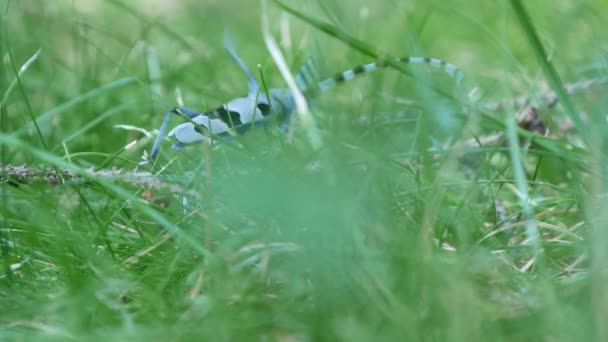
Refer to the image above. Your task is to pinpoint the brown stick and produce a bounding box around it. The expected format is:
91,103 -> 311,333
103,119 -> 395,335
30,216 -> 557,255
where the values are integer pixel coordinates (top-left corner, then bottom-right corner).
0,164 -> 197,198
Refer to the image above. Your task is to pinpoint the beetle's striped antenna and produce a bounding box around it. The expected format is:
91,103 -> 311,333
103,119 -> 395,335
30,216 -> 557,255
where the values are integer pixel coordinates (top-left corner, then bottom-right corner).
312,56 -> 464,95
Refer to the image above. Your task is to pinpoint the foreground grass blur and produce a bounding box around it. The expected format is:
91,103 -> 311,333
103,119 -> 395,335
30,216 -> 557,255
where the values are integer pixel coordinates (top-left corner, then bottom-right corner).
1,0 -> 607,340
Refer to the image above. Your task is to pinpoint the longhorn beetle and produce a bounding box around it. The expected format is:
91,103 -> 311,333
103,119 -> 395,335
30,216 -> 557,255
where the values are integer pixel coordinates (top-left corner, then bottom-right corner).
143,38 -> 463,164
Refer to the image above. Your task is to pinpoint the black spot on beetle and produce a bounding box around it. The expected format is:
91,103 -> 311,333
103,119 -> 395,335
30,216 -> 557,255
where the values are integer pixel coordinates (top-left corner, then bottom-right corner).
353,65 -> 366,75
257,103 -> 272,117
217,106 -> 243,126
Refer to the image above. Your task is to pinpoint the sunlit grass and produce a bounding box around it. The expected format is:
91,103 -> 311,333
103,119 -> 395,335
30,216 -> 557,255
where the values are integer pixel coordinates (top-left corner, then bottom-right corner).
1,0 -> 606,340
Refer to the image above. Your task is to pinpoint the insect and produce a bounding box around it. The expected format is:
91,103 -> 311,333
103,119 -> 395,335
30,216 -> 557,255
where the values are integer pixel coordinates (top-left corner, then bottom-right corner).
144,40 -> 463,163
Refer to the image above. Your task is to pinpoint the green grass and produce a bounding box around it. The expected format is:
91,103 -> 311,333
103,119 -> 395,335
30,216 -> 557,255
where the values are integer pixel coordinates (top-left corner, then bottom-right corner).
1,0 -> 607,340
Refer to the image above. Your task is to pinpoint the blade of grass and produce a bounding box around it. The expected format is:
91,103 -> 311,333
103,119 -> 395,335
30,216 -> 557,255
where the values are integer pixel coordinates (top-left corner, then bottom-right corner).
0,0 -> 8,279
510,0 -> 587,141
0,48 -> 41,110
4,0 -> 47,151
274,0 -> 377,57
273,0 -> 406,76
11,76 -> 136,138
58,100 -> 136,150
73,28 -> 148,88
106,0 -> 205,60
0,132 -> 211,259
261,0 -> 322,149
3,1 -> 68,186
505,111 -> 544,265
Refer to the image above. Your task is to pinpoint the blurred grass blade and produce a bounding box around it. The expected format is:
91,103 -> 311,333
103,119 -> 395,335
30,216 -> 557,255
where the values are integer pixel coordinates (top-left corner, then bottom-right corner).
262,0 -> 322,149
0,131 -> 210,258
107,0 -> 201,58
505,111 -> 543,265
145,43 -> 162,99
11,76 -> 135,138
273,0 -> 377,57
272,0 -> 414,78
5,0 -> 47,151
0,48 -> 41,109
59,100 -> 136,149
510,0 -> 587,141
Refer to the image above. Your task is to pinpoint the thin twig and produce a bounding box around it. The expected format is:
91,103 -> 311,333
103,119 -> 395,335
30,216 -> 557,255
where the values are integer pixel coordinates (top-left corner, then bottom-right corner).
483,76 -> 608,112
0,164 -> 198,198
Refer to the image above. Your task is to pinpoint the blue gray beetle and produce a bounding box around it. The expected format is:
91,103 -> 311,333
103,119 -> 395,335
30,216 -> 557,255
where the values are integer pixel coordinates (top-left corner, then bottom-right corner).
144,39 -> 463,163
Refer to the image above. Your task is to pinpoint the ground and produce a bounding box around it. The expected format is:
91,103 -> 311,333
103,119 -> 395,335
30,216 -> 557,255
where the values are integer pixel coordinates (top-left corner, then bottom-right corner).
1,0 -> 607,340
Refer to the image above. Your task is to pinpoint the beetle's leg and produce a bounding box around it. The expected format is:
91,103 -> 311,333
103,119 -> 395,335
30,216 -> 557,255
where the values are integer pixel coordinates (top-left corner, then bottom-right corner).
144,107 -> 206,163
143,109 -> 173,163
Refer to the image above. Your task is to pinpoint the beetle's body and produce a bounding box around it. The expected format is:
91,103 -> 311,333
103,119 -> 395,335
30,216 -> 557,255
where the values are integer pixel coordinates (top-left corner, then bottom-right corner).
145,41 -> 463,162
167,88 -> 295,150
